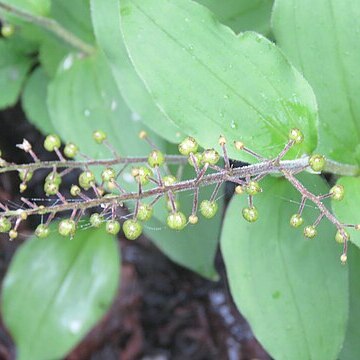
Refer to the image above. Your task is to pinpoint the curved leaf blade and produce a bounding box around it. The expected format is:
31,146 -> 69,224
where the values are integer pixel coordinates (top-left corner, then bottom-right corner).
221,175 -> 348,360
119,0 -> 318,162
1,224 -> 120,360
272,0 -> 360,165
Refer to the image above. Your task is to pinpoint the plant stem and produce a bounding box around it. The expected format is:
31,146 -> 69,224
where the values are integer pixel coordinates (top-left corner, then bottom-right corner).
0,1 -> 95,55
324,159 -> 359,177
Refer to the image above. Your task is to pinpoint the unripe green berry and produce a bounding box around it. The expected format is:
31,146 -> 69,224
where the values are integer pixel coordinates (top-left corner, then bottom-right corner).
58,219 -> 76,237
355,224 -> 360,231
90,213 -> 103,228
19,183 -> 27,193
290,214 -> 304,228
35,224 -> 50,238
123,219 -> 142,240
200,200 -> 218,219
9,229 -> 18,239
245,181 -> 262,196
188,153 -> 202,167
0,217 -> 11,233
79,170 -> 95,190
330,184 -> 345,201
1,24 -> 15,37
101,168 -> 116,182
64,143 -> 78,158
44,134 -> 61,152
132,166 -> 152,185
93,130 -> 107,144
309,154 -> 326,172
288,128 -> 304,144
335,229 -> 350,244
188,214 -> 198,224
44,181 -> 59,196
148,150 -> 165,168
340,254 -> 347,264
235,185 -> 244,195
178,136 -> 198,156
163,175 -> 177,187
304,225 -> 317,239
167,211 -> 187,230
202,149 -> 220,165
106,220 -> 120,235
70,185 -> 81,196
242,206 -> 259,223
137,203 -> 153,222
46,172 -> 62,186
18,170 -> 33,182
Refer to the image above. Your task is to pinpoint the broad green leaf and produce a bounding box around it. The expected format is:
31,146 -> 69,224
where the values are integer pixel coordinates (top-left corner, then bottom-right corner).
197,0 -> 274,36
119,0 -> 318,163
0,0 -> 50,16
1,223 -> 120,360
0,39 -> 33,109
90,0 -> 183,143
272,0 -> 360,165
339,244 -> 360,360
332,177 -> 360,248
221,174 -> 348,360
22,67 -> 55,134
47,53 -> 219,278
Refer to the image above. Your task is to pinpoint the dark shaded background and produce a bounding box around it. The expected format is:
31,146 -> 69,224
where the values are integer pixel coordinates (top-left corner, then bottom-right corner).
0,105 -> 270,360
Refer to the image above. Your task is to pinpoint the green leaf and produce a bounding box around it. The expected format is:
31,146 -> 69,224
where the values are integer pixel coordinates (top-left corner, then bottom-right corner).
22,67 -> 55,134
1,223 -> 120,360
0,0 -> 50,16
339,244 -> 360,360
90,0 -> 184,143
119,0 -> 318,163
47,53 -> 219,278
272,0 -> 360,165
0,39 -> 33,109
332,176 -> 360,248
197,0 -> 274,36
221,174 -> 348,360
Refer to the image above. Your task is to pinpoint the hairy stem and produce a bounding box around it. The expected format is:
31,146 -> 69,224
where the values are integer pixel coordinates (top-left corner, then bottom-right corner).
0,1 -> 95,55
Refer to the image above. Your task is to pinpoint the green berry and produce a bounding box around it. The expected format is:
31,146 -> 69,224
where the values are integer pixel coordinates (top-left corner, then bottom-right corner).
44,181 -> 59,196
132,166 -> 152,185
18,170 -> 33,182
290,214 -> 304,228
35,224 -> 50,238
200,200 -> 218,219
106,220 -> 120,235
44,134 -> 61,152
0,217 -> 11,233
309,154 -> 326,172
93,130 -> 107,144
163,175 -> 177,186
46,172 -> 62,186
70,185 -> 81,196
1,24 -> 15,37
288,128 -> 304,144
123,219 -> 142,240
64,143 -> 78,158
148,150 -> 165,168
9,229 -> 18,239
245,181 -> 261,196
330,184 -> 345,201
335,229 -> 350,244
19,183 -> 27,193
90,213 -> 103,228
189,214 -> 199,224
101,168 -> 116,182
58,219 -> 76,237
304,225 -> 317,239
202,149 -> 220,165
242,206 -> 259,222
137,203 -> 153,222
79,170 -> 95,190
188,153 -> 202,167
167,212 -> 187,230
178,136 -> 198,155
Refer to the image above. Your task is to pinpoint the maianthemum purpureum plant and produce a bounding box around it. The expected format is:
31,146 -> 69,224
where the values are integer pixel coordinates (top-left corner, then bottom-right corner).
0,0 -> 360,359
